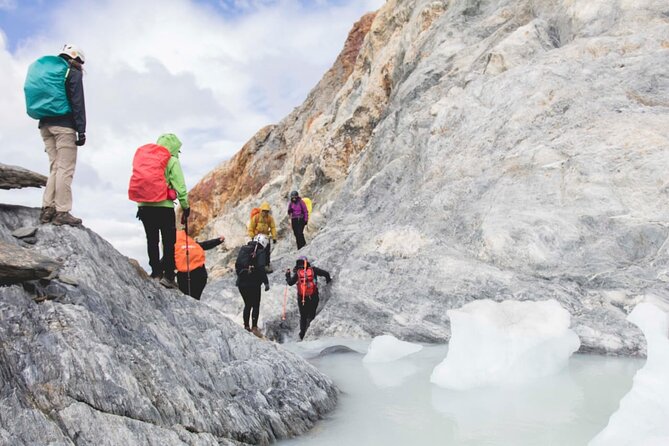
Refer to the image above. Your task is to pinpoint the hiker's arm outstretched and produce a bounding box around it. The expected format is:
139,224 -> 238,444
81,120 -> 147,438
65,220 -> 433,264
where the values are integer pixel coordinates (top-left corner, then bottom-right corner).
314,267 -> 331,283
198,237 -> 224,250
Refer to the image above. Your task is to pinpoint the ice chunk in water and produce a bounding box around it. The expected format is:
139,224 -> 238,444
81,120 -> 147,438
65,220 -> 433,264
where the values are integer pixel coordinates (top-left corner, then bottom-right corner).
431,299 -> 580,390
362,334 -> 423,363
589,302 -> 669,446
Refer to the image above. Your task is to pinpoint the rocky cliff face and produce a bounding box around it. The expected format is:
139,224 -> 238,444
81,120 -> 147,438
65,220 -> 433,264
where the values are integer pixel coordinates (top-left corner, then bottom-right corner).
0,204 -> 337,445
191,0 -> 669,355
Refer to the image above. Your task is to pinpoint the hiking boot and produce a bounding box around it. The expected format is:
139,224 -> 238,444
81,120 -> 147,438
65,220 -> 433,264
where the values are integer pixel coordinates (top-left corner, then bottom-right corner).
159,277 -> 177,289
39,207 -> 56,224
251,327 -> 263,338
150,272 -> 163,280
244,325 -> 252,332
52,212 -> 82,226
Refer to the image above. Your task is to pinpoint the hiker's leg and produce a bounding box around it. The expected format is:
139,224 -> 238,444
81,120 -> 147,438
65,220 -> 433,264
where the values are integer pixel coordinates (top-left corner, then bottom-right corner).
291,218 -> 301,248
305,294 -> 320,335
240,287 -> 252,328
265,238 -> 271,266
294,219 -> 306,249
40,127 -> 57,209
159,208 -> 177,281
139,208 -> 162,277
251,285 -> 261,328
51,126 -> 78,213
176,271 -> 189,295
298,296 -> 308,339
189,267 -> 208,300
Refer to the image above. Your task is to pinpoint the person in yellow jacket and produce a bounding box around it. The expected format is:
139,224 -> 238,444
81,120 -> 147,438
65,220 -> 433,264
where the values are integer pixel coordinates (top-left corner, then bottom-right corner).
248,202 -> 277,272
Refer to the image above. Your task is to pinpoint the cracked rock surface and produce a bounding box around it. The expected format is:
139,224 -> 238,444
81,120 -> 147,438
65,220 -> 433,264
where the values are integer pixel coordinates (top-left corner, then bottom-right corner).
0,204 -> 337,445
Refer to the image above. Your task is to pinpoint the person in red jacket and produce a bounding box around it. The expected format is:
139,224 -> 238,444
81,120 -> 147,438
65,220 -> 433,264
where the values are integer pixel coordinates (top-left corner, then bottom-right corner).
285,256 -> 331,340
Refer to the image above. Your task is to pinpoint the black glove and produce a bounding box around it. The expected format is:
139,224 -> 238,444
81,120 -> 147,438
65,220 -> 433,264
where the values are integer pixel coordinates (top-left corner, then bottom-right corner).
273,239 -> 277,243
180,207 -> 190,225
264,283 -> 270,292
75,133 -> 86,146
326,277 -> 332,284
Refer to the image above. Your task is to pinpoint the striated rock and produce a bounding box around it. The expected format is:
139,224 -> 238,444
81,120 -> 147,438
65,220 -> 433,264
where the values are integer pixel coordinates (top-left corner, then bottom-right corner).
0,240 -> 61,285
0,205 -> 337,445
0,163 -> 47,190
194,0 -> 669,356
12,226 -> 38,239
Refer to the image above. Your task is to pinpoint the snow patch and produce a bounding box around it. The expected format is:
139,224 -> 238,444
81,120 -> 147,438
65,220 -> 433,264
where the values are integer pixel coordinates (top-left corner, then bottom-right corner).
363,335 -> 423,364
589,302 -> 669,446
431,299 -> 580,390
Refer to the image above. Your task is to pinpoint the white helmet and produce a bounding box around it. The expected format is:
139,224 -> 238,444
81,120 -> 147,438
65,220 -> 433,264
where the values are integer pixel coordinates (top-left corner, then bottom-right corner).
253,234 -> 269,248
59,44 -> 85,63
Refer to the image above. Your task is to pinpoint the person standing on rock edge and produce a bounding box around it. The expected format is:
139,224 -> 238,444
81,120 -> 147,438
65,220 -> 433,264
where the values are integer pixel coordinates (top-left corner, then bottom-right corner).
285,256 -> 331,340
287,190 -> 308,249
235,234 -> 270,337
135,133 -> 190,289
174,230 -> 225,300
24,44 -> 87,226
247,202 -> 277,273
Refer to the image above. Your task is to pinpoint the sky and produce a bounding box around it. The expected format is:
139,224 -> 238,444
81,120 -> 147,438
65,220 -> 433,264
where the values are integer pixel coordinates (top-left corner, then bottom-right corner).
0,0 -> 383,264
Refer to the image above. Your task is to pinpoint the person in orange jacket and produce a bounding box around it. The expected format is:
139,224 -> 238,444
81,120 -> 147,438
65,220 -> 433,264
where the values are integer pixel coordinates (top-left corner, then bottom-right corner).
174,230 -> 225,300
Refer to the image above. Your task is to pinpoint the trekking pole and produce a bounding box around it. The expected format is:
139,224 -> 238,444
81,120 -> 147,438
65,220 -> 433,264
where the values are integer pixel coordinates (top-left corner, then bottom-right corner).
282,285 -> 288,320
184,213 -> 191,297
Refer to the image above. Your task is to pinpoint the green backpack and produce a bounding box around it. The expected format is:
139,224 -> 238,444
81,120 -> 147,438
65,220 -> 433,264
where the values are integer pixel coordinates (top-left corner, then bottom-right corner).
24,56 -> 71,120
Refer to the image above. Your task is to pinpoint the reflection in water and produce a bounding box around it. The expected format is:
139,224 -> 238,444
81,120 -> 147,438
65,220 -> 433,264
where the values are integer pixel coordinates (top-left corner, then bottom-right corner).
279,339 -> 643,446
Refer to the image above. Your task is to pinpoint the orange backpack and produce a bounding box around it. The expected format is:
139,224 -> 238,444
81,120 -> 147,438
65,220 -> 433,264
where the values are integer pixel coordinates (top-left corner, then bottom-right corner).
250,207 -> 260,221
297,267 -> 316,302
174,230 -> 206,272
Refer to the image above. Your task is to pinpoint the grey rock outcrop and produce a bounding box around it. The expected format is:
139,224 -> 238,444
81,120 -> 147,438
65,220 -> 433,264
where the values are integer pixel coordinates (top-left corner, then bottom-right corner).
194,0 -> 669,356
0,204 -> 337,445
0,163 -> 47,190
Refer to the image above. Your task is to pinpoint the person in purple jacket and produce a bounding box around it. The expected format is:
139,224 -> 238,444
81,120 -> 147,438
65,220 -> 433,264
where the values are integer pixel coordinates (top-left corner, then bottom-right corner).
287,190 -> 309,249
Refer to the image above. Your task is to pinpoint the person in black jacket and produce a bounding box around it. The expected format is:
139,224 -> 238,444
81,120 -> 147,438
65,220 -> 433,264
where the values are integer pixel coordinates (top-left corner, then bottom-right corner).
235,235 -> 270,337
285,256 -> 331,340
38,44 -> 87,226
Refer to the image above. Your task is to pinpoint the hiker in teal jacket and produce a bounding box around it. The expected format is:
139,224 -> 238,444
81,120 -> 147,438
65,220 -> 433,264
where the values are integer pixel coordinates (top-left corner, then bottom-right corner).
137,133 -> 190,289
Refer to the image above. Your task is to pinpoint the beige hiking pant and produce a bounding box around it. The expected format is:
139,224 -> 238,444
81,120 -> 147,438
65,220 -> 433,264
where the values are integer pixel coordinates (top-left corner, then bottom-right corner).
40,126 -> 78,212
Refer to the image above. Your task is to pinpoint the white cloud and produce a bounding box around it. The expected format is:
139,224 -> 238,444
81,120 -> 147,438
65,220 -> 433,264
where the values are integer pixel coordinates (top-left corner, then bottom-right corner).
0,0 -> 384,267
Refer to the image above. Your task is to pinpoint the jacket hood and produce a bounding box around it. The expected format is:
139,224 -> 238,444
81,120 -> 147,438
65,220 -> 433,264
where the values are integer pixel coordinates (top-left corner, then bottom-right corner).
157,133 -> 182,158
260,202 -> 271,211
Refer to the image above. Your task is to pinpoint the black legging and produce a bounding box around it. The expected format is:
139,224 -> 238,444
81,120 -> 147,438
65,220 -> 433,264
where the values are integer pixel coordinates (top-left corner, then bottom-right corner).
292,218 -> 306,249
239,285 -> 262,328
297,293 -> 319,340
177,266 -> 208,300
138,207 -> 176,280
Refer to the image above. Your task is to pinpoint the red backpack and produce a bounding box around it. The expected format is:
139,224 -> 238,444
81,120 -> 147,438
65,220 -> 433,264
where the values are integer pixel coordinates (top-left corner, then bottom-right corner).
297,267 -> 316,302
128,144 -> 172,202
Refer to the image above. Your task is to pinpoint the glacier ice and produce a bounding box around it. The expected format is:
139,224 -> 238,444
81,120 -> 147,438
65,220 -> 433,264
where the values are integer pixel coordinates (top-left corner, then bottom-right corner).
431,299 -> 581,390
589,302 -> 669,446
362,334 -> 423,363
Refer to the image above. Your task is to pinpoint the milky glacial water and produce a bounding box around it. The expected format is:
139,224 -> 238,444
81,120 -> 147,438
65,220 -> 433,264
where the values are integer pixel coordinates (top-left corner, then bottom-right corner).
279,339 -> 643,446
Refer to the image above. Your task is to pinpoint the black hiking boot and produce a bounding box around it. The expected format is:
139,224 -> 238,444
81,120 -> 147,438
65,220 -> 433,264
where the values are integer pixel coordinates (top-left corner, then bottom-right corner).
159,277 -> 177,289
251,327 -> 263,338
244,325 -> 252,332
52,212 -> 82,226
39,207 -> 56,224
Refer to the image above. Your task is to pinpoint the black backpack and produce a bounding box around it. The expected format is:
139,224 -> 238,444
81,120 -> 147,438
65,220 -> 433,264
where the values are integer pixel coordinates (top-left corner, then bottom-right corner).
235,243 -> 259,276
